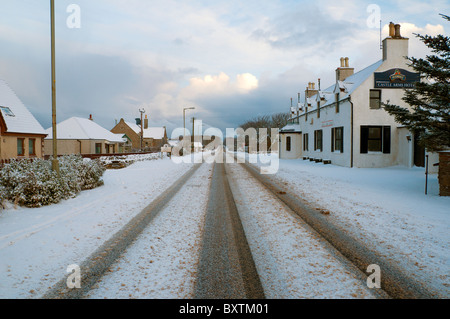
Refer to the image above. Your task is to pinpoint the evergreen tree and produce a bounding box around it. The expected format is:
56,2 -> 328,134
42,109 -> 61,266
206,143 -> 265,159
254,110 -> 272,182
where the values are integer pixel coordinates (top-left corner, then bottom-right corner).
383,14 -> 450,152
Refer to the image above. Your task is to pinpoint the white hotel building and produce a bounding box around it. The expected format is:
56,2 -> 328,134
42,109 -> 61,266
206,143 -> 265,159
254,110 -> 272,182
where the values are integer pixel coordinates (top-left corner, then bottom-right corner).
280,23 -> 436,170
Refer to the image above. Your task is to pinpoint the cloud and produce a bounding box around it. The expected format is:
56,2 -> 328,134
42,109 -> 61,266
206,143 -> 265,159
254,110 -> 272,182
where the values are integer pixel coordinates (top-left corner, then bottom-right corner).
180,72 -> 259,100
250,3 -> 358,51
1,0 -> 449,136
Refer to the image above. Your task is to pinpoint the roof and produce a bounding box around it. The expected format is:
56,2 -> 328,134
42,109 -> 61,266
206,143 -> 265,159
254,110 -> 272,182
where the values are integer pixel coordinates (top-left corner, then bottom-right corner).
280,123 -> 302,133
299,59 -> 384,113
45,117 -> 125,143
125,121 -> 166,139
0,79 -> 46,135
282,59 -> 384,131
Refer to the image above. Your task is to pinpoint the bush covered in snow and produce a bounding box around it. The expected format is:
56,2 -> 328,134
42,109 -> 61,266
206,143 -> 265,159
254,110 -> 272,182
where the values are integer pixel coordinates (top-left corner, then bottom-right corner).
0,155 -> 105,208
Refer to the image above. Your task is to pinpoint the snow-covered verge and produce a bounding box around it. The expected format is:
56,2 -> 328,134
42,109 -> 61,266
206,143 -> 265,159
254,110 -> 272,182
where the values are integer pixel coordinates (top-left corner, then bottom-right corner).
235,151 -> 450,298
0,156 -> 195,298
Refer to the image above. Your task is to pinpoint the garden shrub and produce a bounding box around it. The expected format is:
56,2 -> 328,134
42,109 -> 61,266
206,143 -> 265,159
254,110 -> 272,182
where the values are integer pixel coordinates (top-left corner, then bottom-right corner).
0,155 -> 106,208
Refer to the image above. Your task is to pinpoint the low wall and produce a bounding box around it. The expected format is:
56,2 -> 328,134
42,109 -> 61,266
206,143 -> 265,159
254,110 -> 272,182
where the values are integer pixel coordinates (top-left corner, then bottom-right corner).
439,151 -> 450,196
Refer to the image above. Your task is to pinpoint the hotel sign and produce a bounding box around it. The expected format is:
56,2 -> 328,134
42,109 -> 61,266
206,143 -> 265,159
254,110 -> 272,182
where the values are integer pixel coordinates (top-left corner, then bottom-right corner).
374,68 -> 420,89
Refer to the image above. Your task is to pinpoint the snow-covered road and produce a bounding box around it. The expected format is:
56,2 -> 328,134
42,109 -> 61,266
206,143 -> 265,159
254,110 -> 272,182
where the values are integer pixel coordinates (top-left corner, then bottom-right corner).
0,151 -> 448,299
226,163 -> 385,299
236,152 -> 450,298
85,162 -> 213,299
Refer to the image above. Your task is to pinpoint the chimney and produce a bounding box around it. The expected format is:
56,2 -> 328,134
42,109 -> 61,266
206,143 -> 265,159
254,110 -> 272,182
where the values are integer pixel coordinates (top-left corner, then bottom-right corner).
306,82 -> 318,98
144,114 -> 149,129
336,57 -> 354,81
89,114 -> 93,121
382,22 -> 409,62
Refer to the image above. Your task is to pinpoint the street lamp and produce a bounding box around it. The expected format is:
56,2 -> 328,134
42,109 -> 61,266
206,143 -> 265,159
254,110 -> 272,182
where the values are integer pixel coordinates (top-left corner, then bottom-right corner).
139,108 -> 145,151
183,107 -> 195,137
50,0 -> 59,175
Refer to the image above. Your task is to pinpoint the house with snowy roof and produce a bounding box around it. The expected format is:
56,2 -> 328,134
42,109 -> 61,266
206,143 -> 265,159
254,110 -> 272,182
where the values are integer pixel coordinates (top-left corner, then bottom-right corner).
0,79 -> 47,160
280,22 -> 434,170
111,116 -> 167,151
44,115 -> 125,156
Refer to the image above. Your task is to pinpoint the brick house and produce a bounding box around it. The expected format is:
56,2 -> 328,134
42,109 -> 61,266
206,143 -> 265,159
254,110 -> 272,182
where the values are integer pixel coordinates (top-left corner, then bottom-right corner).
0,79 -> 47,161
111,117 -> 167,152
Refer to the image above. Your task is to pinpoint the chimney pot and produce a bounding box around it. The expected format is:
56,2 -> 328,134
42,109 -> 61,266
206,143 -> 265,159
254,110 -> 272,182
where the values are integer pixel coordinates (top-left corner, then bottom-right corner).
340,57 -> 345,68
344,57 -> 349,68
394,24 -> 401,38
389,22 -> 395,37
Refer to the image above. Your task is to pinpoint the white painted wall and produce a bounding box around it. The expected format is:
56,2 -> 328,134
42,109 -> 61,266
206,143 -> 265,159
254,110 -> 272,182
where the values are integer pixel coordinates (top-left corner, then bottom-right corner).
280,134 -> 302,159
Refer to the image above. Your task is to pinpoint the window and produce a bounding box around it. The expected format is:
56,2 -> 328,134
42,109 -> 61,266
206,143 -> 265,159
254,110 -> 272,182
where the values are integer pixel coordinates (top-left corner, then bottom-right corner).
317,101 -> 320,118
0,106 -> 15,117
17,138 -> 25,156
314,130 -> 323,152
360,126 -> 391,153
286,136 -> 291,152
29,138 -> 36,156
331,127 -> 344,153
370,90 -> 381,109
335,93 -> 340,113
95,143 -> 102,154
303,133 -> 309,151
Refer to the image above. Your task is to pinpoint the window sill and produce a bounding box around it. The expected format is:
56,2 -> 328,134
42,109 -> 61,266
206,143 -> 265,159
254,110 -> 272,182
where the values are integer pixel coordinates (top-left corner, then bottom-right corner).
366,151 -> 383,154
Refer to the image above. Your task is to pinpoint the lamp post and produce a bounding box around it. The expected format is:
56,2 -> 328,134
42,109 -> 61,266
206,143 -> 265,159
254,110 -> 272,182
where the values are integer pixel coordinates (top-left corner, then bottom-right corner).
50,0 -> 59,175
183,107 -> 195,137
139,108 -> 145,151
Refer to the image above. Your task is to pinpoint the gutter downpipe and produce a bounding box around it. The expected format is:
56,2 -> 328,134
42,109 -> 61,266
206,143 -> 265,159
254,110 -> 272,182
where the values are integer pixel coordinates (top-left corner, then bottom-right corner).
349,95 -> 354,168
77,140 -> 82,154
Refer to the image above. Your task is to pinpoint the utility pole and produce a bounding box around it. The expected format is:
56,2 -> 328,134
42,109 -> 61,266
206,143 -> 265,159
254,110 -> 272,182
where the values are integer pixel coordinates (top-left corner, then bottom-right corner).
139,108 -> 145,151
50,0 -> 59,175
183,107 -> 195,138
192,117 -> 195,150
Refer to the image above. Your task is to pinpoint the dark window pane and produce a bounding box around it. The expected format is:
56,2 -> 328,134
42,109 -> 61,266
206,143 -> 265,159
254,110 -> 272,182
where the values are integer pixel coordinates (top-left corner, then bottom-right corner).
368,140 -> 382,152
368,127 -> 382,139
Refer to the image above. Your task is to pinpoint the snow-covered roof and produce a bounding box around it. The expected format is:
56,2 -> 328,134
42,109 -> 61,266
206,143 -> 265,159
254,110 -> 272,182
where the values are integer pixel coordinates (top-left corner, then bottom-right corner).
168,140 -> 179,147
296,59 -> 384,115
280,123 -> 302,133
125,121 -> 166,139
0,79 -> 46,135
45,117 -> 125,143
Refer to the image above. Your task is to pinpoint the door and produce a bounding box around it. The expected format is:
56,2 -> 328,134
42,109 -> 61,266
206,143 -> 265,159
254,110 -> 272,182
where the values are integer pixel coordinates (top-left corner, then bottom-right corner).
414,134 -> 425,167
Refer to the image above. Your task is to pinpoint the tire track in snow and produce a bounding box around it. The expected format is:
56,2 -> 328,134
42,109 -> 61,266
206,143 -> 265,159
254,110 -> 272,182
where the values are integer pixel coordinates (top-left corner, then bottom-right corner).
42,163 -> 203,299
239,161 -> 439,299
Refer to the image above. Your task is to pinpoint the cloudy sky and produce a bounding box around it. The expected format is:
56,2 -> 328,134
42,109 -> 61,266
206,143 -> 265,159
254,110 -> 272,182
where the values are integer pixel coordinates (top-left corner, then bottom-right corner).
0,0 -> 448,136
